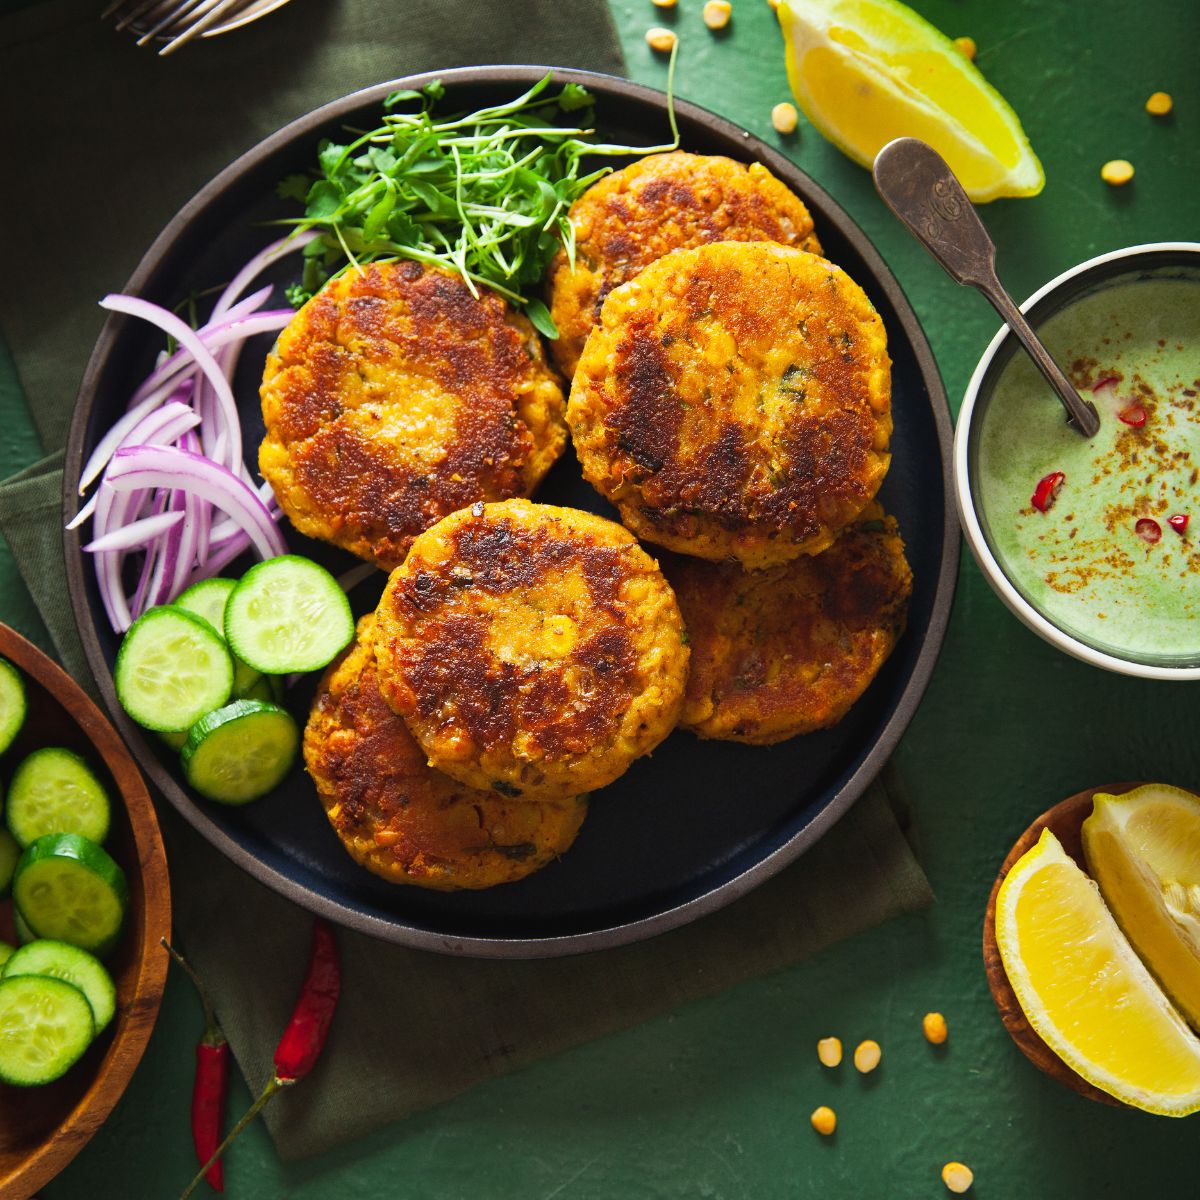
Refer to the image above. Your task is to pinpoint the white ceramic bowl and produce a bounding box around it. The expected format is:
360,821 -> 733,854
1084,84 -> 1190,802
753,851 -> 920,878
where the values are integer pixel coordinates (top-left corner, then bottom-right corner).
955,241 -> 1200,680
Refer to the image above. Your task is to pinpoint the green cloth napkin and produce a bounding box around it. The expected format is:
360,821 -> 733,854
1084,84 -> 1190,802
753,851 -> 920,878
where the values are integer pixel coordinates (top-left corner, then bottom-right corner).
0,0 -> 932,1160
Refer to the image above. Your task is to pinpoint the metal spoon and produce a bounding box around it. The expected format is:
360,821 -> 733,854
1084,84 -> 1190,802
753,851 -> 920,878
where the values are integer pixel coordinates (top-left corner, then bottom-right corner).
872,137 -> 1100,439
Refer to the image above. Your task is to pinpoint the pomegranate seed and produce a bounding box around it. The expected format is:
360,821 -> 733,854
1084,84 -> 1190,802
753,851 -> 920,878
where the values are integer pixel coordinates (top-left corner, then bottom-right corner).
1118,404 -> 1148,428
1031,471 -> 1065,513
1091,375 -> 1120,393
1169,514 -> 1190,535
1135,518 -> 1162,544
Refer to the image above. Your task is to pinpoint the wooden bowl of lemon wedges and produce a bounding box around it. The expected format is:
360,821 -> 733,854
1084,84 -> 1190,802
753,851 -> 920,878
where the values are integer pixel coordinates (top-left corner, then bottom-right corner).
984,782 -> 1200,1116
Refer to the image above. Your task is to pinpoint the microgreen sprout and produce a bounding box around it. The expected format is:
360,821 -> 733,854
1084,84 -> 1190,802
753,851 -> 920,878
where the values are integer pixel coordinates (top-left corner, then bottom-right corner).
276,55 -> 679,336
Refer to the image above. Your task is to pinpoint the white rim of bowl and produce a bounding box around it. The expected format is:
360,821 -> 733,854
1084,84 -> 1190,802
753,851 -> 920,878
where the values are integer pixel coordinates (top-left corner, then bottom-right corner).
955,240 -> 1200,681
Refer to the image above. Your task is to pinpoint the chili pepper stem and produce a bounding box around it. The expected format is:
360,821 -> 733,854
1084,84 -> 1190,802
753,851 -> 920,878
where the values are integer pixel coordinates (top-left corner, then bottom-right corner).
179,1076 -> 292,1200
162,937 -> 224,1045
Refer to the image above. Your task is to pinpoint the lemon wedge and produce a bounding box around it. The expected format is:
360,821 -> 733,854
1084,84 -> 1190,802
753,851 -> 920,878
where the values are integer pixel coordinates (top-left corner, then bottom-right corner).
995,827 -> 1200,1115
776,0 -> 1044,201
1083,784 -> 1200,1031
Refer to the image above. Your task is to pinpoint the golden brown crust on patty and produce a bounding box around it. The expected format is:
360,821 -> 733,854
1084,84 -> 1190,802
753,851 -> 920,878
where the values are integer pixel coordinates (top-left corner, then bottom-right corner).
662,507 -> 912,744
304,615 -> 587,889
547,152 -> 823,378
568,241 -> 892,569
373,499 -> 689,802
260,261 -> 566,570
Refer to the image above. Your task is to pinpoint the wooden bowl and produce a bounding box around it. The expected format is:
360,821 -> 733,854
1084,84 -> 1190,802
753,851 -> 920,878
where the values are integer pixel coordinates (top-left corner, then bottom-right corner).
0,624 -> 171,1199
982,783 -> 1145,1107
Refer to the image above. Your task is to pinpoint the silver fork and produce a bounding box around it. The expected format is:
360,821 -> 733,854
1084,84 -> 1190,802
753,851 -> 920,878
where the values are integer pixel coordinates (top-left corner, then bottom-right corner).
102,0 -> 249,56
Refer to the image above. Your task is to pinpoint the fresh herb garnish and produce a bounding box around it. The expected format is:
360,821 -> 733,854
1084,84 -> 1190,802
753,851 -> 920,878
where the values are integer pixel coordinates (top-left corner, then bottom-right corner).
276,61 -> 679,334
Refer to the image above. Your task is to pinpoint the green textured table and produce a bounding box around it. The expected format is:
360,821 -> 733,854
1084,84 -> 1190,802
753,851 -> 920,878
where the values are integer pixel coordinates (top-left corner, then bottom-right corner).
4,1 -> 1197,1195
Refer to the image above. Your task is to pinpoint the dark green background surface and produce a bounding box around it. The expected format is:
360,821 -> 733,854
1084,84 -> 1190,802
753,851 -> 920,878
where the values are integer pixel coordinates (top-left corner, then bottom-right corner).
2,0 -> 1196,1195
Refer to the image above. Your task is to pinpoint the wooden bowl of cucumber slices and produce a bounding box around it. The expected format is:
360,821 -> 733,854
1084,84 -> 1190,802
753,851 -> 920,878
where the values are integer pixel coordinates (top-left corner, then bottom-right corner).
0,623 -> 170,1200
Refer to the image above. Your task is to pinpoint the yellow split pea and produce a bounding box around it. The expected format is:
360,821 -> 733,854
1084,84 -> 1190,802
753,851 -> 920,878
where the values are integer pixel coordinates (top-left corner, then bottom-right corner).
1101,159 -> 1135,186
942,1162 -> 974,1193
810,1105 -> 837,1135
923,1011 -> 948,1044
853,1039 -> 881,1073
645,27 -> 678,52
1145,91 -> 1173,116
816,1036 -> 842,1067
704,1 -> 732,30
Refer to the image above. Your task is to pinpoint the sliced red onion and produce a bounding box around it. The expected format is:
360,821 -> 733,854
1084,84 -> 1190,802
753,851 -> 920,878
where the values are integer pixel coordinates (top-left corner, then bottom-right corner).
211,231 -> 318,320
78,381 -> 197,494
129,301 -> 291,411
83,510 -> 184,553
170,432 -> 205,601
106,446 -> 286,560
100,294 -> 244,473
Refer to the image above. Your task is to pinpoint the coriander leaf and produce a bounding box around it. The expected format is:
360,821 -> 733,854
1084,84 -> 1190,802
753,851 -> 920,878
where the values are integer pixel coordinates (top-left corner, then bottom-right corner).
557,83 -> 593,112
276,173 -> 312,202
317,140 -> 348,177
305,179 -> 344,219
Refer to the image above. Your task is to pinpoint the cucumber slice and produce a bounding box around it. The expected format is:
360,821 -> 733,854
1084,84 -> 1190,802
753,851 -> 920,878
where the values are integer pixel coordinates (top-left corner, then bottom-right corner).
0,658 -> 26,756
0,943 -> 12,970
2,940 -> 116,1033
236,674 -> 275,704
177,579 -> 265,697
158,728 -> 188,751
115,605 -> 233,732
13,908 -> 35,945
182,700 -> 299,805
174,577 -> 237,635
6,748 -> 111,848
225,555 -> 353,674
12,834 -> 128,957
0,829 -> 19,897
0,974 -> 95,1086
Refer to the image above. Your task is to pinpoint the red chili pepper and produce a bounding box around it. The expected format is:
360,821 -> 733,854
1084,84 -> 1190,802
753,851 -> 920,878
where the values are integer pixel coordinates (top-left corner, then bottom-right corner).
163,940 -> 229,1194
180,919 -> 341,1200
1135,517 -> 1162,544
1118,404 -> 1148,428
1031,471 -> 1065,513
1091,375 -> 1120,393
1169,514 -> 1190,535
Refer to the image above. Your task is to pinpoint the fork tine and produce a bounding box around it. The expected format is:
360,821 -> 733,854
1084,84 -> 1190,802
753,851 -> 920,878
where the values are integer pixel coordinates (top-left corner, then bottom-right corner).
158,0 -> 248,55
111,0 -> 167,32
135,0 -> 211,45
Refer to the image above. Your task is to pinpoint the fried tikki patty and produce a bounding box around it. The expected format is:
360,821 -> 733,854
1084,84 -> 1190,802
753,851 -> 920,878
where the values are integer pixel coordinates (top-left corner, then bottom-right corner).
663,508 -> 912,744
569,242 -> 892,568
260,261 -> 566,570
305,615 -> 587,889
373,499 -> 689,802
547,152 -> 822,378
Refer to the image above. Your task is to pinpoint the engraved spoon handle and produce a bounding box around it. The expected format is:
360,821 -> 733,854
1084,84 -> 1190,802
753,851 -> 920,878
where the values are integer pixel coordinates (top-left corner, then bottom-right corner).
872,137 -> 1099,439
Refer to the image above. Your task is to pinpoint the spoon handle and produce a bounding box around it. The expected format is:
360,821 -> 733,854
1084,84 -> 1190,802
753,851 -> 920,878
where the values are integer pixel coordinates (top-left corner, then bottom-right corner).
872,137 -> 1100,439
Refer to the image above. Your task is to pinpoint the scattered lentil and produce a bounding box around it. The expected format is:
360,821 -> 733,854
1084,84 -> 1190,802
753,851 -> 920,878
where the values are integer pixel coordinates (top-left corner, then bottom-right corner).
853,1039 -> 882,1073
704,0 -> 732,29
923,1012 -> 949,1044
817,1036 -> 843,1067
810,1105 -> 837,1135
953,36 -> 976,60
1101,159 -> 1135,186
645,26 -> 678,52
1145,91 -> 1173,116
772,102 -> 799,134
942,1162 -> 975,1194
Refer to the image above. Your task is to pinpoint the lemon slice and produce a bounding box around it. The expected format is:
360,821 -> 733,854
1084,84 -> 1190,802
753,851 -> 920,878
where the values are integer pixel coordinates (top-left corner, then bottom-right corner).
1083,784 -> 1200,1031
995,828 -> 1200,1116
776,0 -> 1044,201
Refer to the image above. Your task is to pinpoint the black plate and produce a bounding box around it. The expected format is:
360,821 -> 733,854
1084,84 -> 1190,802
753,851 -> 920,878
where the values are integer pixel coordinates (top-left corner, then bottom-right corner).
65,67 -> 957,958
